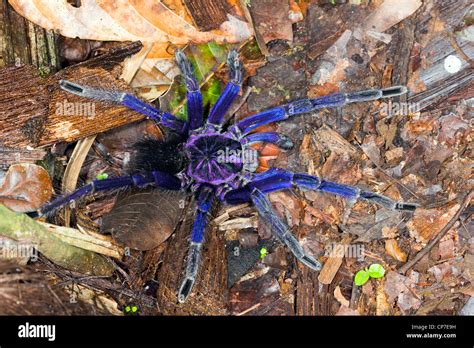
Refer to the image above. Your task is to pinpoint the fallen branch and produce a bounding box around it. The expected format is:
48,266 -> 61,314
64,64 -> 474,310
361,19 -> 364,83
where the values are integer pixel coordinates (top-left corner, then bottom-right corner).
0,205 -> 114,276
398,190 -> 473,275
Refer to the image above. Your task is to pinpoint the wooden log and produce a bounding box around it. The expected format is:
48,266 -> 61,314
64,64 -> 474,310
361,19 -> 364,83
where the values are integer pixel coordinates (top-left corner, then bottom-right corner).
0,42 -> 144,148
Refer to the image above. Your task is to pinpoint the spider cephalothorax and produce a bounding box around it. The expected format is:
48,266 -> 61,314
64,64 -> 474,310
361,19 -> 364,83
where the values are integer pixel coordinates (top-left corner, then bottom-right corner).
38,50 -> 417,303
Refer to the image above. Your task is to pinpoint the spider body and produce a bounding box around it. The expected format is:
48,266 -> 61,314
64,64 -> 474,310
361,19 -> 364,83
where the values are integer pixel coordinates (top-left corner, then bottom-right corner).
184,129 -> 243,185
39,50 -> 417,303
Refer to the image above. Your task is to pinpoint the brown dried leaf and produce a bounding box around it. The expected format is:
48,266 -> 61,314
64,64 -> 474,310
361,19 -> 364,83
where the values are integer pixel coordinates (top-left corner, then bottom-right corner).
385,238 -> 408,262
0,163 -> 53,212
247,0 -> 294,44
407,202 -> 460,243
9,0 -> 252,44
334,285 -> 350,307
101,190 -> 187,250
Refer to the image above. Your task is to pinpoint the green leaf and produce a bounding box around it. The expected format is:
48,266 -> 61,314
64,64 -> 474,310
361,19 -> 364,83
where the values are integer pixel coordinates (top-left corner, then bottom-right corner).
95,172 -> 108,180
159,39 -> 263,122
368,263 -> 386,278
354,269 -> 370,286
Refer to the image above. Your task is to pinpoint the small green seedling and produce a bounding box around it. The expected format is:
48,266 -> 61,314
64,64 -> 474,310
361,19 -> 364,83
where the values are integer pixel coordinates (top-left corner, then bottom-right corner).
124,305 -> 138,313
96,172 -> 109,180
259,247 -> 268,259
354,263 -> 386,286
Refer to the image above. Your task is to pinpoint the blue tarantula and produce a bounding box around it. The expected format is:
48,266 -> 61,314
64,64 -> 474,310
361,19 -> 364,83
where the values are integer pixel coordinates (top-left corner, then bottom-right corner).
38,50 -> 416,303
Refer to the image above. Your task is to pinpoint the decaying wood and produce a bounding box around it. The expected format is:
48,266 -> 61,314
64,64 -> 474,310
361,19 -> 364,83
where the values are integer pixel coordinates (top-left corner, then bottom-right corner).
0,41 -> 143,148
183,0 -> 231,31
406,0 -> 473,109
296,266 -> 320,315
0,260 -> 109,315
0,205 -> 114,276
0,145 -> 46,170
318,237 -> 350,285
39,221 -> 124,259
155,201 -> 228,315
0,0 -> 59,70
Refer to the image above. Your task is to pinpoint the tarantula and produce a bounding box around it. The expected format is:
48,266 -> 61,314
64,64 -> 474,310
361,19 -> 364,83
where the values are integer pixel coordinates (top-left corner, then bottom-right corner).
38,50 -> 416,303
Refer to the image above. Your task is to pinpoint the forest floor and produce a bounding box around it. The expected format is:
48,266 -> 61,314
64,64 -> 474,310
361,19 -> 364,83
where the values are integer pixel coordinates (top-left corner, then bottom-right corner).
0,0 -> 472,316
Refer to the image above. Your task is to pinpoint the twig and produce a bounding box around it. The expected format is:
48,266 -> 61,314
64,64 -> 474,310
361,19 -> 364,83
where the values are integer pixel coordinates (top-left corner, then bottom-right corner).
398,190 -> 473,275
236,302 -> 261,316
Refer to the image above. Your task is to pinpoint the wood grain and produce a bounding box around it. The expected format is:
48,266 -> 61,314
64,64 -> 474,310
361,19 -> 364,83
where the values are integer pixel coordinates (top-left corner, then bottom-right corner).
0,42 -> 143,148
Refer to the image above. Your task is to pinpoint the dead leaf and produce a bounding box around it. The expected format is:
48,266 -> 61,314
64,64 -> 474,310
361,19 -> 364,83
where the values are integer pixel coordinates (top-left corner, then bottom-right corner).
101,190 -> 187,250
334,285 -> 350,307
9,0 -> 252,44
247,0 -> 294,44
397,291 -> 421,312
0,163 -> 53,212
407,202 -> 460,243
384,271 -> 421,313
361,0 -> 422,36
385,239 -> 408,262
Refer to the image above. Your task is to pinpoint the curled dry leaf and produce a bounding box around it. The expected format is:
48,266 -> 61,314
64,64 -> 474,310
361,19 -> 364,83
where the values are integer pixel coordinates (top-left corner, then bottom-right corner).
334,285 -> 350,307
385,238 -> 408,262
0,163 -> 53,212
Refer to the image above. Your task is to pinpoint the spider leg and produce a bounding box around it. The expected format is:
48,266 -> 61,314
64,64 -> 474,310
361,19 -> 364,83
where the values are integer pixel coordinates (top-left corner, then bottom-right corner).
175,50 -> 203,131
38,171 -> 181,216
207,50 -> 243,126
250,188 -> 322,270
59,80 -> 187,135
178,185 -> 214,303
228,86 -> 407,137
241,132 -> 293,150
225,168 -> 417,211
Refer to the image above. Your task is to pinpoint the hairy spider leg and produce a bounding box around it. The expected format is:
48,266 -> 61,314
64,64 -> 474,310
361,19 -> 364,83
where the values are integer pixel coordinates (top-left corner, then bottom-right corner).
206,50 -> 243,126
228,86 -> 408,137
38,171 -> 182,216
241,132 -> 294,150
225,168 -> 417,211
250,188 -> 322,270
178,185 -> 215,303
59,80 -> 187,135
175,50 -> 203,131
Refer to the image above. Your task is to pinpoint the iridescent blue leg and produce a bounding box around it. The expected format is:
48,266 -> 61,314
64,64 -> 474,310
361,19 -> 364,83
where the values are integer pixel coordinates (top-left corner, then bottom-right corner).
250,188 -> 322,270
228,86 -> 407,137
178,185 -> 214,303
175,50 -> 203,131
38,171 -> 182,216
225,168 -> 417,211
59,80 -> 187,135
241,132 -> 293,150
207,50 -> 243,126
